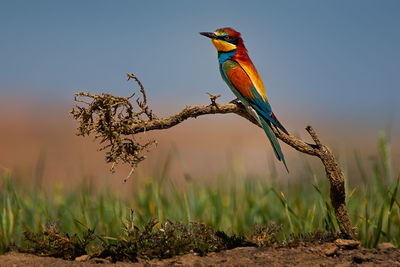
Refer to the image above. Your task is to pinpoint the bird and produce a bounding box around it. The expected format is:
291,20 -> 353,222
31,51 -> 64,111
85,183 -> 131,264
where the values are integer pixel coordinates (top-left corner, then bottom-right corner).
200,27 -> 289,171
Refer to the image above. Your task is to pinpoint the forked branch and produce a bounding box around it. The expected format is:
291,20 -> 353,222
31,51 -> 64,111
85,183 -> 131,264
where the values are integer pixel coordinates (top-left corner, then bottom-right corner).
70,73 -> 355,239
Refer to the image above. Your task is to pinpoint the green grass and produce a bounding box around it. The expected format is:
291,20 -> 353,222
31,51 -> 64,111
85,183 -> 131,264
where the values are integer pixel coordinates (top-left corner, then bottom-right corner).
0,134 -> 399,257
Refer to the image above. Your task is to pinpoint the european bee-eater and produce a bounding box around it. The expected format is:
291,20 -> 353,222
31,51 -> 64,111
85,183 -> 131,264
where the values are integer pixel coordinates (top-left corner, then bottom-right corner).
200,27 -> 288,171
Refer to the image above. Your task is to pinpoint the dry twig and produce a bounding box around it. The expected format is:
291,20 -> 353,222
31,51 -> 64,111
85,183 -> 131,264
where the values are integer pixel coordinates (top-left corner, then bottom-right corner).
70,73 -> 355,239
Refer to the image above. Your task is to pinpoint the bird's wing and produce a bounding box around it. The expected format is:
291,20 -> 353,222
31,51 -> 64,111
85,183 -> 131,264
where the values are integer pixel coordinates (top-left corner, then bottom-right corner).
234,56 -> 268,102
221,59 -> 289,170
221,60 -> 287,134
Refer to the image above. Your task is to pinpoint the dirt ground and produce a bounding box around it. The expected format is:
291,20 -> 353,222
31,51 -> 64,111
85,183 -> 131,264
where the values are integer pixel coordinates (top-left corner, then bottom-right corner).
1,242 -> 399,267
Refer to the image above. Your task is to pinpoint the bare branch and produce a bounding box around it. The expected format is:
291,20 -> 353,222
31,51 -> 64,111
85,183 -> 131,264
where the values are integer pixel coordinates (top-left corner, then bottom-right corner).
306,125 -> 322,148
206,92 -> 221,106
70,73 -> 355,239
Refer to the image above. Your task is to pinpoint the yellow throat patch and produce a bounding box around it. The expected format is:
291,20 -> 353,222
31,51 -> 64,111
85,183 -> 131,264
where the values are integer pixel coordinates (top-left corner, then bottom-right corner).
211,39 -> 236,52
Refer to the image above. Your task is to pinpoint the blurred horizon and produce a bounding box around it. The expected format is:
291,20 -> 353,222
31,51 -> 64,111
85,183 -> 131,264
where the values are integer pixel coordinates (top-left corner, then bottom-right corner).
0,100 -> 398,192
0,0 -> 399,188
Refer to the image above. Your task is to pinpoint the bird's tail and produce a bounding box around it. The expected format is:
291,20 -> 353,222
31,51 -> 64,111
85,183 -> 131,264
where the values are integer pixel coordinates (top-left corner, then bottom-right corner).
259,117 -> 289,172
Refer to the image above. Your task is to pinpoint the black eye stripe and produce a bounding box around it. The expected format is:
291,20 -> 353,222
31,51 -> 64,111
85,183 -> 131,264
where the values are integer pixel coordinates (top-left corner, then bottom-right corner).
217,35 -> 238,45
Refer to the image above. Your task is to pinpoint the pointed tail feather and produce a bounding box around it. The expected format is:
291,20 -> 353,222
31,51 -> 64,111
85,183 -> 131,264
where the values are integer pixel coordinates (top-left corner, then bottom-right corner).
271,112 -> 288,134
259,117 -> 289,172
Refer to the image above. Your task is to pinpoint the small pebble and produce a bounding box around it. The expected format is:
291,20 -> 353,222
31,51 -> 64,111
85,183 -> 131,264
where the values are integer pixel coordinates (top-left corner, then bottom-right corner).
90,257 -> 111,264
353,254 -> 369,264
334,239 -> 360,250
324,245 -> 339,257
75,254 -> 90,262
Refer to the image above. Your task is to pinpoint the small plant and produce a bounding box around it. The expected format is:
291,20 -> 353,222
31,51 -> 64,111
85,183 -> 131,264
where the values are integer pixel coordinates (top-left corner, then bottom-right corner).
250,223 -> 282,247
98,213 -> 252,262
21,222 -> 95,260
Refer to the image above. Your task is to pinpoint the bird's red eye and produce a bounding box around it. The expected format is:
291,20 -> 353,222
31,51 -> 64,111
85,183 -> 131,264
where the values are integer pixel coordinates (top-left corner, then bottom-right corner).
218,35 -> 238,45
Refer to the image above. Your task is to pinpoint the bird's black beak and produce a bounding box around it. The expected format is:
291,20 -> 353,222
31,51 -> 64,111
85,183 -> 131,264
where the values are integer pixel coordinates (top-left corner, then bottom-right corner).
200,32 -> 217,39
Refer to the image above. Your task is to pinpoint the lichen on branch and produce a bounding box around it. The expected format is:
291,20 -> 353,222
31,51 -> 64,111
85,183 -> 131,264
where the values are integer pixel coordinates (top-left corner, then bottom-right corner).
69,74 -> 157,176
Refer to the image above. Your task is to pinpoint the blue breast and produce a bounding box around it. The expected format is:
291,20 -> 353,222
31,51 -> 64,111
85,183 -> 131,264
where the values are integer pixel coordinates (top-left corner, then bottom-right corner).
218,50 -> 236,65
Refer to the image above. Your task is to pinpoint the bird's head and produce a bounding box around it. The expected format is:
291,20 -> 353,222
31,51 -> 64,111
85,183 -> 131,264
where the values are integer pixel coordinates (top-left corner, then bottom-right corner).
200,27 -> 243,52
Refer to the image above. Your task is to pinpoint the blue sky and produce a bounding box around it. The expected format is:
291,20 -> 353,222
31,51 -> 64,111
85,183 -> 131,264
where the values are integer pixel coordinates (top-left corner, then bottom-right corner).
1,0 -> 399,129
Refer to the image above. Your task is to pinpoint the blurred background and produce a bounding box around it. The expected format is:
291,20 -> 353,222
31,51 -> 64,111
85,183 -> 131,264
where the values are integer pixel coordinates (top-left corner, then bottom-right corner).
1,0 -> 399,191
